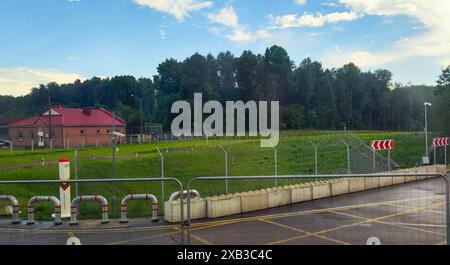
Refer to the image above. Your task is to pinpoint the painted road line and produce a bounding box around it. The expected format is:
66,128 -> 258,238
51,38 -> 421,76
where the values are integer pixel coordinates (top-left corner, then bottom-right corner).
330,209 -> 446,236
266,202 -> 444,245
259,218 -> 351,245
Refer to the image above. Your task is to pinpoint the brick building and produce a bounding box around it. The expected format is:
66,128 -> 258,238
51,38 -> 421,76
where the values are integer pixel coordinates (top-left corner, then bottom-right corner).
8,105 -> 126,149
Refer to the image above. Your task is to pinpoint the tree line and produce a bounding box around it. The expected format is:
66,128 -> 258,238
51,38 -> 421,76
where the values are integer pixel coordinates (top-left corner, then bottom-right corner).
0,45 -> 447,135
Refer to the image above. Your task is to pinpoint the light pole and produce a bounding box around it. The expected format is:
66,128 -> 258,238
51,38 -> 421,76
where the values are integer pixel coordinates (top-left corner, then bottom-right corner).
424,102 -> 432,165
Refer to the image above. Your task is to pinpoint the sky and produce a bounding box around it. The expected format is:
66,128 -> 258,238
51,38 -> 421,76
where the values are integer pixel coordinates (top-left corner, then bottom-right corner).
1,0 -> 450,96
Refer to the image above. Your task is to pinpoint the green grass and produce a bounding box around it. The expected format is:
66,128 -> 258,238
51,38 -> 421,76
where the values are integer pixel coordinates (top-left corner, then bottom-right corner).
0,130 -> 439,220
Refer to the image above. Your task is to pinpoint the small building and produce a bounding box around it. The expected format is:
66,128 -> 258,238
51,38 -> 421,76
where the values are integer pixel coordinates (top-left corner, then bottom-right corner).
8,105 -> 126,149
0,116 -> 19,141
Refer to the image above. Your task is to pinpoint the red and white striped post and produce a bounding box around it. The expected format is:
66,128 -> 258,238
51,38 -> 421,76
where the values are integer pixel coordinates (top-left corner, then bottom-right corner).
432,137 -> 449,165
59,157 -> 71,218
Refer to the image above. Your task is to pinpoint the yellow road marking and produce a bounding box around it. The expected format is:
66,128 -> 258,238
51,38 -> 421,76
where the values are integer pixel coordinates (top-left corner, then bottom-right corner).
259,218 -> 350,245
266,201 -> 444,245
331,208 -> 446,236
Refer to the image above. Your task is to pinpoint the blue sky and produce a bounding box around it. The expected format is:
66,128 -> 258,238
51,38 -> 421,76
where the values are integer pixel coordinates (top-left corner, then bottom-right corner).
1,0 -> 449,96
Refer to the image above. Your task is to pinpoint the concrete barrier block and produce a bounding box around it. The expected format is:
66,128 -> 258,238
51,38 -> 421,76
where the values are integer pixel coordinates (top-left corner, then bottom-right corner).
291,183 -> 313,203
349,178 -> 365,193
331,179 -> 349,196
405,176 -> 417,182
312,181 -> 332,200
393,175 -> 406,184
164,198 -> 207,223
241,190 -> 269,213
207,195 -> 241,218
364,177 -> 379,190
268,187 -> 292,208
379,176 -> 393,187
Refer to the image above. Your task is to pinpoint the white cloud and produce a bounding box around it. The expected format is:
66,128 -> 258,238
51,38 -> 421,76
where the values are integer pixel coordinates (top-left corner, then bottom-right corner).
268,11 -> 361,29
207,6 -> 270,43
294,0 -> 307,5
133,0 -> 213,21
0,68 -> 84,96
325,0 -> 450,68
207,6 -> 239,28
226,28 -> 271,42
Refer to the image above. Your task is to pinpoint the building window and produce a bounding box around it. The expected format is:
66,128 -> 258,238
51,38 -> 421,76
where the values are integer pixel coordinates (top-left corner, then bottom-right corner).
17,131 -> 23,142
96,129 -> 101,135
80,129 -> 85,135
29,131 -> 35,140
107,129 -> 111,134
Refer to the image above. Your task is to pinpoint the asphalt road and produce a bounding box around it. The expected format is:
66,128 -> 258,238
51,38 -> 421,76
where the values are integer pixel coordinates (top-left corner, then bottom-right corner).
0,177 -> 447,245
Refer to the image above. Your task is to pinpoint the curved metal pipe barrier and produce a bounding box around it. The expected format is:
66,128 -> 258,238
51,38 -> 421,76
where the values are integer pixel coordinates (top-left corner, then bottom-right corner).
27,196 -> 62,225
120,194 -> 159,223
169,189 -> 200,201
70,195 -> 110,225
0,195 -> 20,224
186,172 -> 449,245
0,178 -> 185,244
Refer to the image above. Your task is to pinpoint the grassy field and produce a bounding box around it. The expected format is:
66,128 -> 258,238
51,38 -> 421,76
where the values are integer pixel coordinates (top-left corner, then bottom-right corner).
0,130 -> 444,220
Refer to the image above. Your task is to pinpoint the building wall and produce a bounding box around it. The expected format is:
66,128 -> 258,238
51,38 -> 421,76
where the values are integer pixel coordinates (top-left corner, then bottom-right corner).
8,125 -> 126,149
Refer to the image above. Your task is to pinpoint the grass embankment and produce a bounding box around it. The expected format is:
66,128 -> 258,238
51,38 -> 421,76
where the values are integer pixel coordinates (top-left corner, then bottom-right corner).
0,131 -> 438,220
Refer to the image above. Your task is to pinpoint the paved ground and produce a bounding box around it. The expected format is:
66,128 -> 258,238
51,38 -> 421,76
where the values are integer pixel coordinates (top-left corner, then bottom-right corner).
0,177 -> 448,245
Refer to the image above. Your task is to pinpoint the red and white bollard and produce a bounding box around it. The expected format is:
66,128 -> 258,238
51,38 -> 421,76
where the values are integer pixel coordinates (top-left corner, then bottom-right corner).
59,157 -> 71,218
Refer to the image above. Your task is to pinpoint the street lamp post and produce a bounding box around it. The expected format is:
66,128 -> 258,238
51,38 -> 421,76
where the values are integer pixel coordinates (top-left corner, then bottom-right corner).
424,102 -> 432,165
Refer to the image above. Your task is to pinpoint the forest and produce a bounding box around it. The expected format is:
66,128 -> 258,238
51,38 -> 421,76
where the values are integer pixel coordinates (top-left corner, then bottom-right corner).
0,45 -> 449,135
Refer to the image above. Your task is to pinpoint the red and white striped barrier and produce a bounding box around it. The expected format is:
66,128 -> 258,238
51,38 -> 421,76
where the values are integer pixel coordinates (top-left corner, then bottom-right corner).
27,196 -> 62,225
0,195 -> 20,224
120,194 -> 159,223
169,189 -> 200,201
370,140 -> 394,151
70,195 -> 109,225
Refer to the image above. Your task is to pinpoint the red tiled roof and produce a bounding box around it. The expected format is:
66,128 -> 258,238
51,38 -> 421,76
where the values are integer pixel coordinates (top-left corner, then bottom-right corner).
9,105 -> 126,127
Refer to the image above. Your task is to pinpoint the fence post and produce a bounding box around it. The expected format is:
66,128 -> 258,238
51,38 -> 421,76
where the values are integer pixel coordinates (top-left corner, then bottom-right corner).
372,150 -> 376,172
156,146 -> 165,207
445,145 -> 447,165
273,147 -> 278,187
388,149 -> 391,172
219,145 -> 228,194
434,146 -> 437,165
74,150 -> 79,197
31,139 -> 34,152
342,140 -> 350,174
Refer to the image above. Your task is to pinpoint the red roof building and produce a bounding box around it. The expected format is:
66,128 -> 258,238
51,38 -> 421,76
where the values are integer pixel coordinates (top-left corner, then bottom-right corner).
8,105 -> 126,148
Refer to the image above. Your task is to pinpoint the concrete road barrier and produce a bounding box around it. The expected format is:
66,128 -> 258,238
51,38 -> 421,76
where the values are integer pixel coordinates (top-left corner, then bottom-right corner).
349,178 -> 365,193
379,176 -> 393,187
164,198 -> 206,223
312,181 -> 332,200
331,179 -> 349,196
207,195 -> 241,218
291,183 -> 313,203
241,190 -> 269,213
179,165 -> 446,221
364,177 -> 380,190
268,187 -> 291,208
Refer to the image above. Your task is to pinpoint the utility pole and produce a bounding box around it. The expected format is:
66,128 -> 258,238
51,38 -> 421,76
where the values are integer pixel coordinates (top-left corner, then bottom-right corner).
47,88 -> 52,150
